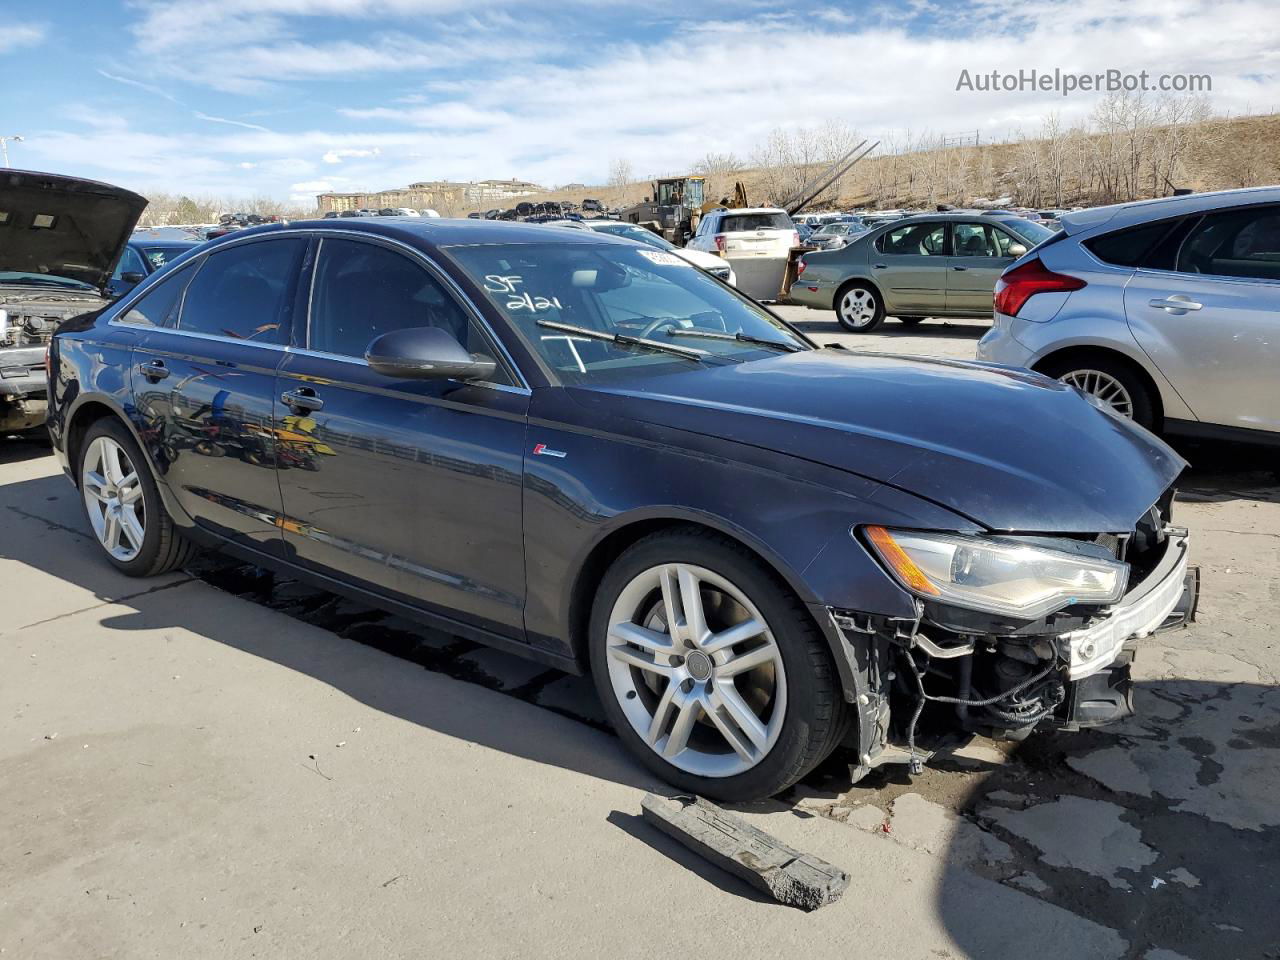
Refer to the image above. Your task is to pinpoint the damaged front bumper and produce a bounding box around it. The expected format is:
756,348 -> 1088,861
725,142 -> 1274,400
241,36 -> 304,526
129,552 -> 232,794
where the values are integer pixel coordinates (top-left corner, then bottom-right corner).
829,529 -> 1200,780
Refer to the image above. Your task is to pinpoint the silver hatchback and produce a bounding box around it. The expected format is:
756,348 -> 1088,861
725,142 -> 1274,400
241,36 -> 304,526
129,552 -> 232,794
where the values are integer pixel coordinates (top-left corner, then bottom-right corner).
978,187 -> 1280,444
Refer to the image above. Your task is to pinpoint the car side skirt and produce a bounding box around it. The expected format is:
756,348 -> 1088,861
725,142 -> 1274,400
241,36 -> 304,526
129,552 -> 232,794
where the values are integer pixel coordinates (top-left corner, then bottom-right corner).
1164,418 -> 1280,448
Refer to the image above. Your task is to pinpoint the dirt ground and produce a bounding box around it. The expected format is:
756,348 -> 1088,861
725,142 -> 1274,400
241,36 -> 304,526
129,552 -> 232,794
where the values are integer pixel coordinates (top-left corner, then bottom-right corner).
2,313 -> 1277,959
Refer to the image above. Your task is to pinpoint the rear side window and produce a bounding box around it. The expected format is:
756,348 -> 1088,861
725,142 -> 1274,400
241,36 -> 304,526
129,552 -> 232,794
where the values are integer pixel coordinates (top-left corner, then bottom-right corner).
177,238 -> 306,344
1176,206 -> 1280,280
721,212 -> 792,232
118,264 -> 195,327
1085,219 -> 1180,267
879,222 -> 946,256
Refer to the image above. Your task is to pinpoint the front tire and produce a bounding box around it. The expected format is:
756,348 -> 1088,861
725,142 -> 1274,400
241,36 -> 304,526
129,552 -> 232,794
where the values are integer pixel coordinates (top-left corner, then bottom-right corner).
834,282 -> 885,332
589,528 -> 851,801
79,418 -> 197,577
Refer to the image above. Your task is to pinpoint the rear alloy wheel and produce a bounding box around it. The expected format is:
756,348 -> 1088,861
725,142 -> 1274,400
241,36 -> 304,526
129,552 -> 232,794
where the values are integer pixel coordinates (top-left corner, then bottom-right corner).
79,418 -> 198,576
590,529 -> 850,800
835,283 -> 884,332
1041,355 -> 1156,430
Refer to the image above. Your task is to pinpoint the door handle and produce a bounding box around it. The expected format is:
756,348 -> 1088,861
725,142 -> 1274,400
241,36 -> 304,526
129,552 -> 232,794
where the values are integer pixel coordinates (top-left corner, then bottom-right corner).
1149,295 -> 1202,313
872,263 -> 887,269
281,387 -> 324,412
137,358 -> 169,381
952,266 -> 967,271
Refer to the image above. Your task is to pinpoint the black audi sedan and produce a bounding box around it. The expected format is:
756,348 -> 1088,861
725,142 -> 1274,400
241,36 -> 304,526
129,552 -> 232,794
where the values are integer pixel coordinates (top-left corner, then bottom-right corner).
48,216 -> 1198,800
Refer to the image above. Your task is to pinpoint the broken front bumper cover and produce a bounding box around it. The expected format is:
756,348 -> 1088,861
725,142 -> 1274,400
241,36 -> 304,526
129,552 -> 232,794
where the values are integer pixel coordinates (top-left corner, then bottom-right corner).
1063,532 -> 1195,681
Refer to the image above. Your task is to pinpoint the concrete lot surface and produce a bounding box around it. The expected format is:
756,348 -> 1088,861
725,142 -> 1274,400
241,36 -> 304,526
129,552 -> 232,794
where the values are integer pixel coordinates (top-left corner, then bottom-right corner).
3,314 -> 1278,959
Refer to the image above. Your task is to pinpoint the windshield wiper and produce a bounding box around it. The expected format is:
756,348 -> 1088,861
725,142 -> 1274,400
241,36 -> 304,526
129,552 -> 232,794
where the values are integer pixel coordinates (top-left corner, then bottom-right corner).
535,319 -> 706,362
664,328 -> 801,352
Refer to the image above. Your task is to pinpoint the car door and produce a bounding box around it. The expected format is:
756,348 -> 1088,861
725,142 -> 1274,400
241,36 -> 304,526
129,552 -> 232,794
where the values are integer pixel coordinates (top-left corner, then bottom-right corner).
1124,205 -> 1280,433
274,235 -> 529,639
129,235 -> 307,555
947,221 -> 1019,314
871,221 -> 948,313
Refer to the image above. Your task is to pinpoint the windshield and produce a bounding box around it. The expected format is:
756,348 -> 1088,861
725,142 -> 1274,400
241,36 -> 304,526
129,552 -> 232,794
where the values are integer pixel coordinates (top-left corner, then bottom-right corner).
443,241 -> 809,384
0,271 -> 96,291
586,222 -> 676,252
141,246 -> 193,269
1003,218 -> 1055,246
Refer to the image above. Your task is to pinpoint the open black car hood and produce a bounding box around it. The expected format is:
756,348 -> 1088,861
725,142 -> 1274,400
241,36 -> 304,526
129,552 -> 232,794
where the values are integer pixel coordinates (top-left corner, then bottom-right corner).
0,170 -> 147,289
576,349 -> 1186,533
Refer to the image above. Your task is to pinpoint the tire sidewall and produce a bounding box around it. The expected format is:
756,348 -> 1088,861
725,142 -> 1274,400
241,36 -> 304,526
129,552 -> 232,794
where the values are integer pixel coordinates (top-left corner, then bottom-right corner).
588,532 -> 831,801
834,281 -> 884,332
79,418 -> 168,574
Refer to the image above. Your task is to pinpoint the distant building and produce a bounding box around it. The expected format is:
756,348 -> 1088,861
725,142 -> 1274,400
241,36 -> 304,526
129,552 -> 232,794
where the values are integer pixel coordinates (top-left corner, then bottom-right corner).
317,177 -> 545,215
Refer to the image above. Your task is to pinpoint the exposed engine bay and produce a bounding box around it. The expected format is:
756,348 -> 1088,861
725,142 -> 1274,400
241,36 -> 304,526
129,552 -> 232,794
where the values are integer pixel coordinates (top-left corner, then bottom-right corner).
0,289 -> 108,432
833,488 -> 1201,780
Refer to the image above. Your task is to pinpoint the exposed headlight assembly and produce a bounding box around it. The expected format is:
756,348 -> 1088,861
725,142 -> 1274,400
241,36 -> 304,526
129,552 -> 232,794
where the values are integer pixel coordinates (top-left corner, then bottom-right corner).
862,525 -> 1129,620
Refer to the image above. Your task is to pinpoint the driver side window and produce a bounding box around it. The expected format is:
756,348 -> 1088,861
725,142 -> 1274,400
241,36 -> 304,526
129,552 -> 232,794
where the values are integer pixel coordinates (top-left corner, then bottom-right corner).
308,237 -> 511,383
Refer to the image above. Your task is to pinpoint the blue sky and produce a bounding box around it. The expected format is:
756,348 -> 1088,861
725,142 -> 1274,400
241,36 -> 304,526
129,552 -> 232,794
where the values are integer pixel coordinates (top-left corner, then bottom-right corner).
2,0 -> 1276,207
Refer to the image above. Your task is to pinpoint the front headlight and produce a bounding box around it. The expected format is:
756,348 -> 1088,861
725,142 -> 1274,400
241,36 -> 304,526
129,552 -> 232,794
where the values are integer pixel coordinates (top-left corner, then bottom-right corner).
862,526 -> 1128,619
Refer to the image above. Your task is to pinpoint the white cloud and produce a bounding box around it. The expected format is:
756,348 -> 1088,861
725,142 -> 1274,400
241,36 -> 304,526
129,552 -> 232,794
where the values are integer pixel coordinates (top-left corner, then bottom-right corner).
322,147 -> 382,163
0,22 -> 46,54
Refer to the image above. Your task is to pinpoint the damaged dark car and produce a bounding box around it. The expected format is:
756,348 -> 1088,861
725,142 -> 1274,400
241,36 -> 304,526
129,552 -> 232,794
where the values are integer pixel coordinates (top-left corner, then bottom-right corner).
48,218 -> 1199,800
0,170 -> 145,433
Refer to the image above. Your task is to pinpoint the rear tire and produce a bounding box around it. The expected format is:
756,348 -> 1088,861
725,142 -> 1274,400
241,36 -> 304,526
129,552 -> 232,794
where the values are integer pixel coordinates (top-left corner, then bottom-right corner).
1039,354 -> 1157,431
834,282 -> 885,332
78,418 -> 198,577
589,527 -> 852,801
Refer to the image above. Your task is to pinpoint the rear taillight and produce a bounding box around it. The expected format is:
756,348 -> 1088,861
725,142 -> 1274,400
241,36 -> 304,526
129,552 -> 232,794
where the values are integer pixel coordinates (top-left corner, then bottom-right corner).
797,258 -> 807,277
993,258 -> 1085,317
713,234 -> 726,253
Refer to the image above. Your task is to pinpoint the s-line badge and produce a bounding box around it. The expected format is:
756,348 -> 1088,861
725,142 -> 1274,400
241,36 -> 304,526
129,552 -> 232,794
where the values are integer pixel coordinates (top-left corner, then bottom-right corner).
532,443 -> 567,458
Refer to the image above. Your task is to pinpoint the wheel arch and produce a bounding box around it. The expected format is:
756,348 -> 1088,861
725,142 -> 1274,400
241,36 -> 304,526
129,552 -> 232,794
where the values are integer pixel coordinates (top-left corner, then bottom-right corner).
65,398 -> 132,487
832,275 -> 883,313
1032,345 -> 1165,428
563,511 -> 824,672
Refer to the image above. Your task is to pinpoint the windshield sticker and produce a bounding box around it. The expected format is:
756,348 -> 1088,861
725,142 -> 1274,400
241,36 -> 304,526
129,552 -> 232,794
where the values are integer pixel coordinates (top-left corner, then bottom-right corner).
636,250 -> 689,267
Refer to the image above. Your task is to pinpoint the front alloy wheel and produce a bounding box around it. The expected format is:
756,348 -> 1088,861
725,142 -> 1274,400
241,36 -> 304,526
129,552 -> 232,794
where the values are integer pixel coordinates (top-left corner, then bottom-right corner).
82,435 -> 146,561
605,562 -> 787,777
590,529 -> 850,800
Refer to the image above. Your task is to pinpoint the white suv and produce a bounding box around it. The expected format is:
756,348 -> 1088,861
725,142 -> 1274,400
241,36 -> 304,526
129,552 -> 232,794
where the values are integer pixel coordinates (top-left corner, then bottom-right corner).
688,208 -> 799,301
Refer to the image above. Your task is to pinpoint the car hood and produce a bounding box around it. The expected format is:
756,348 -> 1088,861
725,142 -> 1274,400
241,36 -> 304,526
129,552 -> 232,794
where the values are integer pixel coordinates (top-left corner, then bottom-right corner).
572,349 -> 1185,533
0,169 -> 147,289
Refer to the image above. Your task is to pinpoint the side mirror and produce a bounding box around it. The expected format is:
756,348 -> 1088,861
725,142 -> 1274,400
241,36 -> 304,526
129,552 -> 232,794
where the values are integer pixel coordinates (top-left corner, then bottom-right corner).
121,272 -> 145,284
1007,242 -> 1028,258
365,327 -> 496,382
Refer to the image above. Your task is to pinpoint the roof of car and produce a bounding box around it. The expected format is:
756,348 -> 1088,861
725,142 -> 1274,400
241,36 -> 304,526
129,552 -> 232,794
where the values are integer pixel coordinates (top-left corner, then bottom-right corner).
1059,186 -> 1280,236
218,216 -> 631,250
707,207 -> 787,216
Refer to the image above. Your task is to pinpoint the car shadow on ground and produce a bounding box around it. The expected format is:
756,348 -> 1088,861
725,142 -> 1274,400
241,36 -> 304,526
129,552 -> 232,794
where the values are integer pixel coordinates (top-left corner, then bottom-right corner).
0,434 -> 54,465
